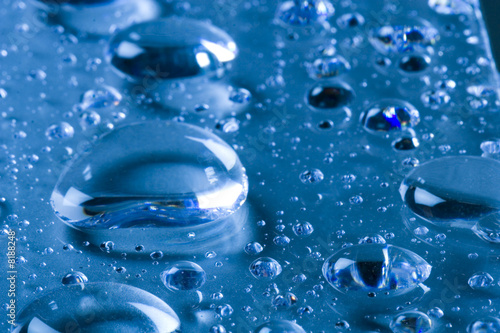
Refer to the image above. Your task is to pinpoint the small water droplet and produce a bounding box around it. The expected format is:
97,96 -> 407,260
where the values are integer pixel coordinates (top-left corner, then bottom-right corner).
467,317 -> 500,333
337,12 -> 365,29
255,320 -> 306,333
161,261 -> 206,291
361,100 -> 419,133
249,257 -> 282,280
45,122 -> 75,140
299,169 -> 324,184
468,272 -> 494,290
307,56 -> 350,79
229,88 -> 252,104
428,0 -> 473,15
277,0 -> 334,26
245,242 -> 264,255
399,54 -> 431,73
307,84 -> 354,109
61,271 -> 88,288
80,85 -> 122,111
293,221 -> 314,237
390,311 -> 432,333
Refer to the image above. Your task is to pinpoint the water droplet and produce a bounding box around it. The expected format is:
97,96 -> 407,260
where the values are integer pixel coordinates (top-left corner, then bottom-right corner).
428,0 -> 473,15
361,100 -> 420,133
14,282 -> 181,332
468,272 -> 494,290
337,12 -> 365,29
45,122 -> 75,140
390,311 -> 432,333
210,324 -> 227,333
467,317 -> 500,333
51,121 -> 248,229
161,261 -> 206,291
80,85 -> 122,110
277,0 -> 334,26
273,235 -> 291,246
100,241 -> 115,253
307,84 -> 354,109
399,54 -> 431,73
322,244 -> 431,294
249,257 -> 282,280
229,88 -> 252,104
472,212 -> 500,243
421,90 -> 451,109
400,156 -> 500,224
215,304 -> 234,317
307,56 -> 350,79
358,234 -> 386,244
255,320 -> 306,333
245,242 -> 264,255
393,137 -> 420,151
107,17 -> 237,81
481,141 -> 500,155
370,25 -> 439,54
61,271 -> 88,288
427,307 -> 444,319
299,169 -> 324,184
79,110 -> 101,130
293,221 -> 314,237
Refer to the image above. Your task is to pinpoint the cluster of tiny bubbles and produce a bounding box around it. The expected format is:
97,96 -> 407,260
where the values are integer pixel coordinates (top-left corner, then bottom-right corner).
390,311 -> 432,333
428,0 -> 474,15
254,319 -> 306,333
61,271 -> 88,289
307,83 -> 354,109
33,0 -> 163,36
336,12 -> 365,29
245,241 -> 264,255
160,261 -> 206,291
79,85 -> 122,111
292,220 -> 314,236
472,212 -> 500,244
467,317 -> 500,333
106,17 -> 238,82
306,56 -> 351,79
369,25 -> 439,54
468,272 -> 495,290
393,137 -> 420,151
249,257 -> 282,280
45,122 -> 75,140
399,156 -> 500,226
361,100 -> 420,134
13,282 -> 181,332
276,0 -> 334,26
299,168 -> 324,184
421,89 -> 451,109
399,54 -> 432,73
322,243 -> 431,294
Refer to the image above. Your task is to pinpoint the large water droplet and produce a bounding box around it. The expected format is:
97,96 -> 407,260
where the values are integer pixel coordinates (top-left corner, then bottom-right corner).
467,317 -> 500,333
361,100 -> 420,134
161,261 -> 206,291
107,17 -> 237,81
307,83 -> 354,109
277,0 -> 334,26
400,156 -> 500,225
254,320 -> 306,333
322,244 -> 431,294
428,0 -> 473,15
51,121 -> 248,229
13,282 -> 181,332
390,311 -> 432,333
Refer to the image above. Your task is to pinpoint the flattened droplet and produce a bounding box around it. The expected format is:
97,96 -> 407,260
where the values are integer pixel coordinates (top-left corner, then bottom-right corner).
107,17 -> 237,81
277,0 -> 334,26
307,83 -> 354,109
255,320 -> 306,333
322,244 -> 431,294
14,283 -> 181,332
390,311 -> 432,333
361,100 -> 420,134
400,156 -> 500,224
51,121 -> 248,229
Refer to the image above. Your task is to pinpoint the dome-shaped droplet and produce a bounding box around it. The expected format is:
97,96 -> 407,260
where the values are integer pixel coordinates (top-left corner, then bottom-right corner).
399,54 -> 431,73
390,311 -> 432,333
255,320 -> 306,333
61,271 -> 88,287
307,83 -> 354,109
299,169 -> 324,183
322,244 -> 431,294
468,272 -> 494,290
249,257 -> 282,280
370,25 -> 439,54
361,100 -> 420,133
277,0 -> 334,26
14,282 -> 181,332
161,261 -> 206,291
358,234 -> 386,244
80,85 -> 122,111
421,89 -> 451,109
428,0 -> 473,15
337,12 -> 365,29
399,156 -> 500,224
307,56 -> 350,79
107,17 -> 237,81
393,137 -> 420,151
34,0 -> 162,36
467,317 -> 500,333
472,212 -> 500,243
51,121 -> 248,229
293,221 -> 314,237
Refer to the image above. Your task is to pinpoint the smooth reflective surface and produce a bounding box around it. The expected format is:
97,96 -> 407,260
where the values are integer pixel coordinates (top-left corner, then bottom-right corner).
12,282 -> 181,332
107,17 -> 237,81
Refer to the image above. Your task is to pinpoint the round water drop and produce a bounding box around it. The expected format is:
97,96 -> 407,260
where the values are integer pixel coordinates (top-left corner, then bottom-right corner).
421,89 -> 451,109
468,272 -> 494,290
467,317 -> 500,333
358,234 -> 386,244
245,242 -> 264,255
51,121 -> 248,229
299,169 -> 324,184
107,17 -> 237,81
35,0 -> 162,36
229,88 -> 252,104
80,85 -> 122,110
399,156 -> 500,225
61,271 -> 88,287
393,137 -> 420,151
322,244 -> 431,294
254,320 -> 306,333
307,83 -> 354,109
277,0 -> 334,26
361,100 -> 420,134
472,212 -> 500,244
293,221 -> 314,237
45,122 -> 75,140
161,261 -> 206,291
14,282 -> 181,332
399,54 -> 431,73
337,12 -> 365,29
249,257 -> 282,280
390,311 -> 432,333
307,56 -> 350,79
428,0 -> 473,15
481,141 -> 500,155
79,110 -> 101,130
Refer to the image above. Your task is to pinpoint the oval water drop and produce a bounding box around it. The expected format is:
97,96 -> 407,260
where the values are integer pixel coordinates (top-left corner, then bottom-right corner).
390,311 -> 432,333
400,156 -> 500,225
161,261 -> 206,291
13,282 -> 181,332
107,17 -> 237,81
322,244 -> 431,294
276,0 -> 334,26
472,212 -> 500,243
307,83 -> 354,109
249,257 -> 282,280
361,100 -> 420,134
